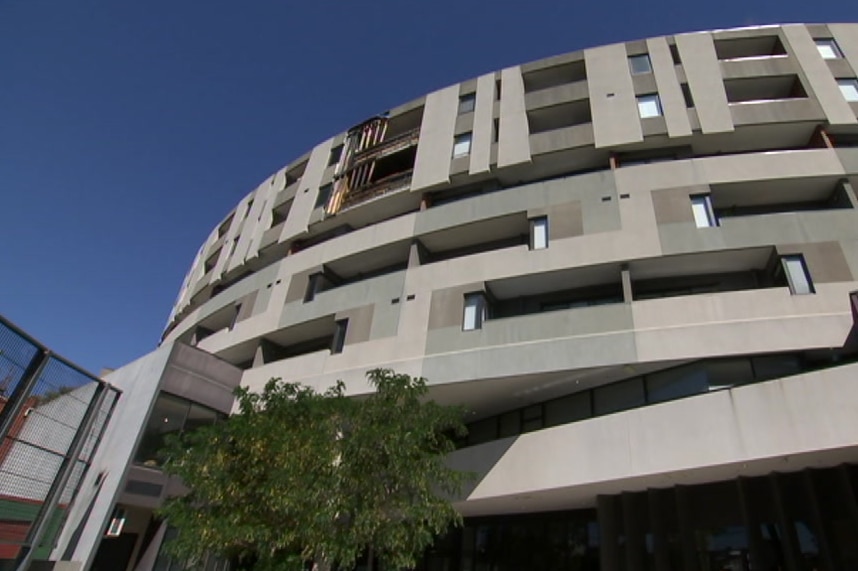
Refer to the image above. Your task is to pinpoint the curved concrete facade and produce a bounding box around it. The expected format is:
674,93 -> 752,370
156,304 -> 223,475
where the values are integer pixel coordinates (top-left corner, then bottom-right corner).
163,23 -> 858,531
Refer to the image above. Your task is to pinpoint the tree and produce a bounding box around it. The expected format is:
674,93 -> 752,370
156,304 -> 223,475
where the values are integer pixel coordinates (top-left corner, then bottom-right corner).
158,369 -> 468,571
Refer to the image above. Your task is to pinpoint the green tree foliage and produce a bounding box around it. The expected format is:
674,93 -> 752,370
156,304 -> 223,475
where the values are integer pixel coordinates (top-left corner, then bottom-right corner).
159,369 -> 468,571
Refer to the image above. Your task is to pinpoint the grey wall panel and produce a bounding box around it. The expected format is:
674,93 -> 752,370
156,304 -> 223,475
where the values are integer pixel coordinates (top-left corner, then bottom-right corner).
213,192 -> 254,278
469,73 -> 495,175
783,24 -> 857,125
412,85 -> 460,191
829,24 -> 858,76
244,176 -> 282,260
647,37 -> 692,138
279,137 -> 334,243
586,43 -> 643,148
227,183 -> 270,272
497,66 -> 532,167
675,32 -> 734,134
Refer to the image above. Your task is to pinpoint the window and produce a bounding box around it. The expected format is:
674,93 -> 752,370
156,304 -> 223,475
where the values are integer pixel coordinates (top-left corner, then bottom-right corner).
315,183 -> 333,209
530,217 -> 548,250
629,54 -> 652,74
690,195 -> 717,228
134,393 -> 221,467
838,79 -> 858,102
636,94 -> 663,118
452,132 -> 472,157
463,292 -> 487,331
782,255 -> 814,295
815,38 -> 843,59
458,93 -> 476,114
331,319 -> 348,354
304,273 -> 322,302
328,145 -> 343,166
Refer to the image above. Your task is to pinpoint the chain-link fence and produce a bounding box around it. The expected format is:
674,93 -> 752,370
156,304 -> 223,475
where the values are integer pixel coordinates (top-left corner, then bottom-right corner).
0,315 -> 119,570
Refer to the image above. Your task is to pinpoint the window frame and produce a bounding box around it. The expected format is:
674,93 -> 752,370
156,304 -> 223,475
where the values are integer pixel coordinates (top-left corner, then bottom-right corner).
815,38 -> 843,60
530,216 -> 549,250
331,319 -> 348,354
690,194 -> 718,228
452,132 -> 473,158
629,54 -> 653,75
458,93 -> 476,115
462,292 -> 487,331
636,94 -> 663,118
781,255 -> 815,295
837,78 -> 858,102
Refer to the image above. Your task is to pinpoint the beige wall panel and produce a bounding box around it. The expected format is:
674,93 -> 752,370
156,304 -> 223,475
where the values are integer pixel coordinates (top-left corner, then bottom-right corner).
279,138 -> 334,243
469,74 -> 495,175
830,24 -> 858,76
651,186 -> 708,225
412,85 -> 460,191
335,304 -> 375,345
497,67 -> 532,167
647,37 -> 693,138
428,283 -> 483,330
675,32 -> 734,133
454,363 -> 858,506
585,43 -> 644,148
783,24 -> 857,125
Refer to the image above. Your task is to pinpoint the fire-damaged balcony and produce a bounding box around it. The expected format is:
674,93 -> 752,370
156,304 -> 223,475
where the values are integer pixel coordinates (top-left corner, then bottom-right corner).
327,109 -> 422,214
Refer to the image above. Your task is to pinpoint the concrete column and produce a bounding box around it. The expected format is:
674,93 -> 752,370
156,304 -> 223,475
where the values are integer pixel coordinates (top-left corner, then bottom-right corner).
469,73 -> 495,175
647,488 -> 670,571
586,43 -> 644,148
675,32 -> 734,134
412,85 -> 459,191
597,495 -> 620,571
497,66 -> 531,168
647,36 -> 692,138
621,265 -> 633,302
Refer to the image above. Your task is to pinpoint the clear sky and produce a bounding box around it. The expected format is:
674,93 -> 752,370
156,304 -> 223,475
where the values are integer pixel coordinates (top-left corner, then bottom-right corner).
2,1 -> 857,373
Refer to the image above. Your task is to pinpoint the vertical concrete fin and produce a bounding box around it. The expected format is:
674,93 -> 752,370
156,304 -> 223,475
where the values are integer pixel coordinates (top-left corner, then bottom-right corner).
647,37 -> 692,138
783,24 -> 858,126
411,85 -> 460,191
586,43 -> 644,148
469,73 -> 495,175
675,32 -> 734,134
497,66 -> 532,167
280,137 -> 334,243
228,183 -> 269,271
244,175 -> 281,260
829,24 -> 858,77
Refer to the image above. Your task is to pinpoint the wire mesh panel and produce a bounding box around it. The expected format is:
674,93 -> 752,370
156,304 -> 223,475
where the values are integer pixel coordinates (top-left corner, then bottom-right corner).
0,316 -> 119,566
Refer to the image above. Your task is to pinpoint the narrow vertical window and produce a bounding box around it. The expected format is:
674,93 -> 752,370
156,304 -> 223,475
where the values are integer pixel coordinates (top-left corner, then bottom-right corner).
453,132 -> 472,157
458,93 -> 476,114
629,54 -> 652,74
463,292 -> 487,331
636,94 -> 663,118
530,217 -> 549,250
304,273 -> 322,302
782,255 -> 814,295
690,195 -> 717,228
331,319 -> 348,354
315,183 -> 333,209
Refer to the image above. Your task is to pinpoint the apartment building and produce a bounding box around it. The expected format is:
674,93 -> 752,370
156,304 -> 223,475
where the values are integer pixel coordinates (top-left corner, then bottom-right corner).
55,22 -> 858,571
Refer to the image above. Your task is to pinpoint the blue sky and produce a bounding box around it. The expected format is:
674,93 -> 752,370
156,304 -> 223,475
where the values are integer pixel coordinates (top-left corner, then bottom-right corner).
2,1 -> 856,373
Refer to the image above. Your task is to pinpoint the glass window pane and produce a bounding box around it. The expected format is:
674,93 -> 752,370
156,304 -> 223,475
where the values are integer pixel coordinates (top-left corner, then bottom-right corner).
594,378 -> 645,415
647,365 -> 708,403
637,95 -> 662,118
463,293 -> 485,330
691,195 -> 715,228
752,354 -> 802,381
468,417 -> 497,445
531,217 -> 548,250
838,79 -> 858,102
453,133 -> 472,157
705,358 -> 754,390
459,94 -> 476,114
135,394 -> 190,466
184,403 -> 219,433
816,39 -> 842,59
498,411 -> 520,438
544,392 -> 591,426
629,54 -> 652,74
783,256 -> 813,294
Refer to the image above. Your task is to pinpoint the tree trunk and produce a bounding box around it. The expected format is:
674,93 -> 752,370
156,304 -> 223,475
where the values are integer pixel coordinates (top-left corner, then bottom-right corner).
366,546 -> 374,571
